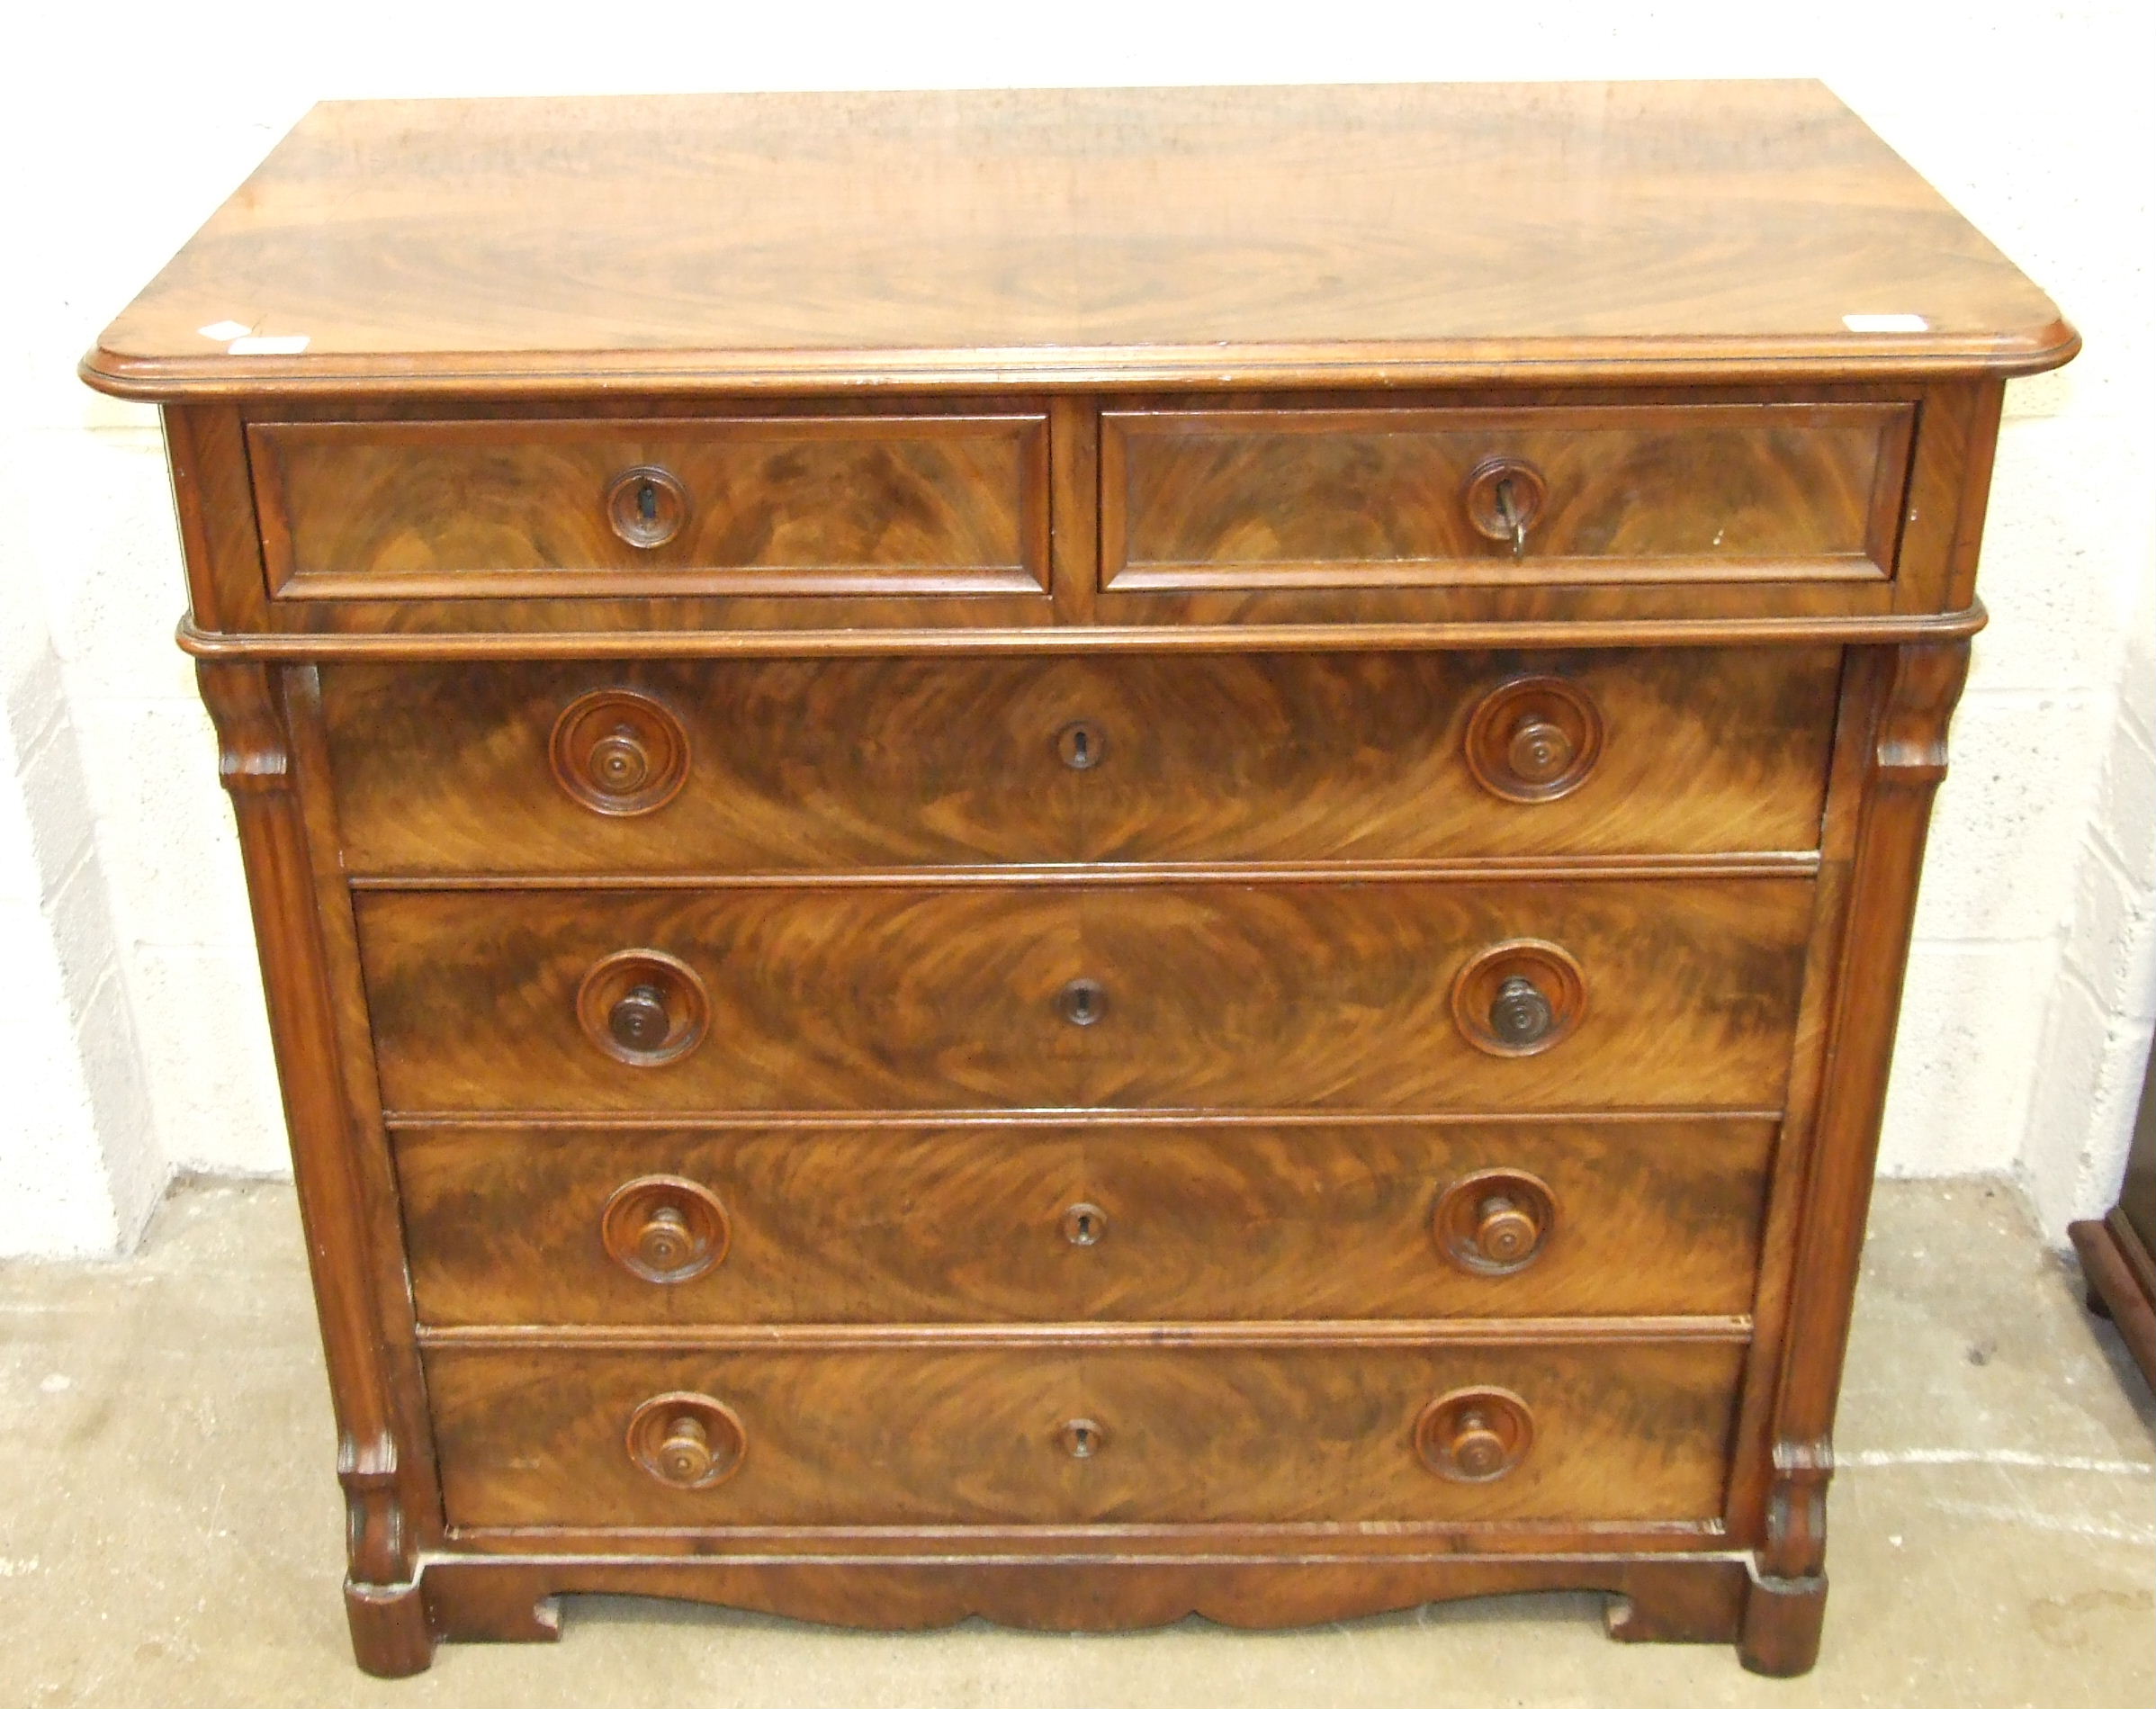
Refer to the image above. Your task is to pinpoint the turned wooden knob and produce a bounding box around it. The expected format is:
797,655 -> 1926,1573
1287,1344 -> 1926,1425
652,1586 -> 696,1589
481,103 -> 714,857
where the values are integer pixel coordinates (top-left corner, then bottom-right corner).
1446,1408 -> 1508,1480
1462,678 -> 1603,803
1416,1387 -> 1533,1483
1472,1193 -> 1541,1265
578,949 -> 709,1067
1489,974 -> 1553,1048
601,1175 -> 731,1283
1451,940 -> 1586,1058
1433,1170 -> 1558,1276
588,724 -> 652,795
626,1391 -> 747,1489
1505,715 -> 1574,787
550,689 -> 689,816
609,984 -> 670,1051
657,1413 -> 714,1483
634,1204 -> 693,1272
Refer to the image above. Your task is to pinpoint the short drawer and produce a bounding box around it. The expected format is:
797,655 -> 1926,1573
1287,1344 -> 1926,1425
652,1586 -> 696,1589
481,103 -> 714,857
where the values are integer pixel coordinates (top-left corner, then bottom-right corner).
248,413 -> 1049,598
1103,401 -> 1913,590
321,647 -> 1841,874
423,1339 -> 1746,1528
398,1116 -> 1774,1326
354,877 -> 1813,1114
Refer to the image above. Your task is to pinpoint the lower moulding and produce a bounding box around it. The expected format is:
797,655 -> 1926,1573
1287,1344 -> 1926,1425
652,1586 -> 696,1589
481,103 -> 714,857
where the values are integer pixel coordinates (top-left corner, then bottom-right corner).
342,1552 -> 1822,1679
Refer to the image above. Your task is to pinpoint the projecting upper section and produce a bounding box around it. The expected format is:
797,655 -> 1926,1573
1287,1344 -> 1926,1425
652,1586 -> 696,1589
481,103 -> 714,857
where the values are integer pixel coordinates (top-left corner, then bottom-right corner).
82,80 -> 2075,400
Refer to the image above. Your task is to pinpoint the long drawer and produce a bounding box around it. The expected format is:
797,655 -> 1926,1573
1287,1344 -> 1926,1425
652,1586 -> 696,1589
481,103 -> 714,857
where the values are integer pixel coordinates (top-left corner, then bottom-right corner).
355,878 -> 1815,1114
320,648 -> 1842,874
397,1117 -> 1776,1326
423,1339 -> 1747,1529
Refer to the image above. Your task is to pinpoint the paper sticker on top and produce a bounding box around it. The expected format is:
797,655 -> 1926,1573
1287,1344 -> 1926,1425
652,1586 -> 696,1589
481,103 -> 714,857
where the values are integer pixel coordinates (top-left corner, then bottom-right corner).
1841,313 -> 1930,333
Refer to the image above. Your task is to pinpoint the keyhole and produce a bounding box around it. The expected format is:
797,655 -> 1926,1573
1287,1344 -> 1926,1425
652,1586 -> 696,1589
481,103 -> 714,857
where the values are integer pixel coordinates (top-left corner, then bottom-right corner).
1055,720 -> 1106,771
1062,1201 -> 1108,1246
1058,978 -> 1106,1027
1060,1417 -> 1105,1459
638,481 -> 658,522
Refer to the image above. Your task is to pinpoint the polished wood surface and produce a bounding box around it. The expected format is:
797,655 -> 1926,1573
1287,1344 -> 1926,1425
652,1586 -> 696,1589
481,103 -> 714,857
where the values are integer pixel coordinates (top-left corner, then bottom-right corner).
395,1117 -> 1776,1326
423,1340 -> 1746,1528
1105,403 -> 1911,589
322,648 -> 1841,873
81,83 -> 2072,400
252,414 -> 1050,599
355,878 -> 1813,1113
94,79 -> 2067,1677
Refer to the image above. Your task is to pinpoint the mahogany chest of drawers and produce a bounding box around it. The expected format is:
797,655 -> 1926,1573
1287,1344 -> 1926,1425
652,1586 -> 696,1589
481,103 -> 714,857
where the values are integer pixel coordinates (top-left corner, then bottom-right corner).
82,82 -> 2075,1678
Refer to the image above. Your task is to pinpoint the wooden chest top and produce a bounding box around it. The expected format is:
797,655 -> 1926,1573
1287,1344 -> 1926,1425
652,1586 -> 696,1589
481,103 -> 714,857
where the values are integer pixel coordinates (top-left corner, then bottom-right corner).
81,80 -> 2072,400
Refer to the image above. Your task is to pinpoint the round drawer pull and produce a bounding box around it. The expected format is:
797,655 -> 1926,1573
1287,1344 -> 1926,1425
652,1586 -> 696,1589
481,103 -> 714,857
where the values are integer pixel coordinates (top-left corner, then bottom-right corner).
1059,1417 -> 1107,1460
1433,1169 -> 1558,1275
1057,977 -> 1108,1027
550,689 -> 690,816
577,949 -> 710,1066
602,1175 -> 731,1283
627,1392 -> 746,1489
1462,677 -> 1603,803
1489,974 -> 1553,1048
605,465 -> 688,550
1055,720 -> 1107,770
1061,1201 -> 1109,1246
610,984 -> 670,1051
1416,1387 -> 1533,1483
1464,456 -> 1547,558
1451,940 -> 1586,1058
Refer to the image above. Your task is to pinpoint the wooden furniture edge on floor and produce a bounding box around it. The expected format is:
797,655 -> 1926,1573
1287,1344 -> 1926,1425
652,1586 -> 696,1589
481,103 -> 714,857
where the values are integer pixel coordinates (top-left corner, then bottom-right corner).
2071,1021 -> 2156,1388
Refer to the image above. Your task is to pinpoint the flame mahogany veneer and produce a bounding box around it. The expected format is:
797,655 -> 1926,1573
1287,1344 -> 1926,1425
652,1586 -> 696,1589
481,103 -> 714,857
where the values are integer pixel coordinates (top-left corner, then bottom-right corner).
82,81 -> 2076,1678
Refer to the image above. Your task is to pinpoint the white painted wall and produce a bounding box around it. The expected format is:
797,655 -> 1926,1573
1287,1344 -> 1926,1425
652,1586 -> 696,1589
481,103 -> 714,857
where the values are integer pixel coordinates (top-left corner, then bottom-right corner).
1,2 -> 2150,1255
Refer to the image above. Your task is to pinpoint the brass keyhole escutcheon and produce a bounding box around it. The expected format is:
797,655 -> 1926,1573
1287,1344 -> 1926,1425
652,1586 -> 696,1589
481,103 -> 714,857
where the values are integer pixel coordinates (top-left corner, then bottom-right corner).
1056,720 -> 1107,770
1062,1201 -> 1108,1246
1060,1417 -> 1106,1459
1058,978 -> 1107,1027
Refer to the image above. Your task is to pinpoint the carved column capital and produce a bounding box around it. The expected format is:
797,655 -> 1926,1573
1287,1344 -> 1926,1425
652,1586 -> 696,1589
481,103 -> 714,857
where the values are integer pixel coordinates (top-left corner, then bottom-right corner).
1873,640 -> 1972,785
195,660 -> 293,795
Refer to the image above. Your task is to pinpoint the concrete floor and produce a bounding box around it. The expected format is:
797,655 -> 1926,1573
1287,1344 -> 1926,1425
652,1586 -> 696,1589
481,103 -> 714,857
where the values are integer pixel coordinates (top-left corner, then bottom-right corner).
1,1179 -> 2149,1708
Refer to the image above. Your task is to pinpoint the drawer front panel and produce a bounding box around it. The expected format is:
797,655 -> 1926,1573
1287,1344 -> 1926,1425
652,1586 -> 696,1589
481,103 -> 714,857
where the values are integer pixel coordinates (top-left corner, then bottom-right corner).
324,647 -> 1840,875
249,414 -> 1049,598
398,1117 -> 1775,1326
425,1340 -> 1745,1528
356,879 -> 1812,1113
1104,402 -> 1913,589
